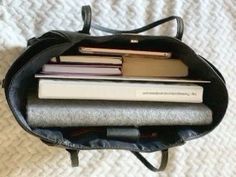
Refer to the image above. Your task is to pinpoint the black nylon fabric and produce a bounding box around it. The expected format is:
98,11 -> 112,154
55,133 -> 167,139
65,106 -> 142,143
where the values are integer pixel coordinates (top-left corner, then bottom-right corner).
4,30 -> 228,152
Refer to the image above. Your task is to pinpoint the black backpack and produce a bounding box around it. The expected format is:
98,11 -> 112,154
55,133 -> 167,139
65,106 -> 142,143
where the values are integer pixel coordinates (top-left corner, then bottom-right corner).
2,5 -> 228,172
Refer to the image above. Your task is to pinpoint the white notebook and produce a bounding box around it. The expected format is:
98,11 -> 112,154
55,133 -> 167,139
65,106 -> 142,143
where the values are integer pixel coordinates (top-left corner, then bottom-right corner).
38,79 -> 203,103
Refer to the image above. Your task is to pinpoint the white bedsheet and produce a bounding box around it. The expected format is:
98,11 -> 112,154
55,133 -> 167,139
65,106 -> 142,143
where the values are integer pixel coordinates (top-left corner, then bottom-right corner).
0,0 -> 235,176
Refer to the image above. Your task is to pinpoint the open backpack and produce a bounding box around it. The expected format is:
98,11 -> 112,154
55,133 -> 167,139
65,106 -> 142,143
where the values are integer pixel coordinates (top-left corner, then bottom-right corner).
2,5 -> 228,172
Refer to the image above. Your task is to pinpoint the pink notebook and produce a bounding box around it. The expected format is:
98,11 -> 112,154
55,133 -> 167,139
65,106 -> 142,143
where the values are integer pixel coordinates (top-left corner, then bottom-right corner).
41,64 -> 122,76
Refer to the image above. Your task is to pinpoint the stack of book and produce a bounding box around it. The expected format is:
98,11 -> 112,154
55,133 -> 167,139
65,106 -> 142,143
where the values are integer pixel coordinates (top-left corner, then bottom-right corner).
43,55 -> 123,76
28,47 -> 212,127
36,47 -> 206,103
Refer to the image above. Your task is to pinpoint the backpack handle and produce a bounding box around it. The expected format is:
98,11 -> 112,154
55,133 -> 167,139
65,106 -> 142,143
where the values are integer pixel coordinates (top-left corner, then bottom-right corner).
80,5 -> 184,40
67,149 -> 168,172
131,149 -> 168,172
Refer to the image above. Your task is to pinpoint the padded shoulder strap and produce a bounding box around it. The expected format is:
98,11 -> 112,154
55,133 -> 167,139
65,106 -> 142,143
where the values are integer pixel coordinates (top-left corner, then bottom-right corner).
80,5 -> 184,40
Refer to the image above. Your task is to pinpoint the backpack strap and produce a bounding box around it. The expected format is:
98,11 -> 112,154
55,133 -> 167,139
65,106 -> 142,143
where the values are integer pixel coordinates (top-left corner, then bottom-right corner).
66,148 -> 168,171
131,149 -> 168,172
80,5 -> 184,40
81,5 -> 92,34
66,149 -> 80,167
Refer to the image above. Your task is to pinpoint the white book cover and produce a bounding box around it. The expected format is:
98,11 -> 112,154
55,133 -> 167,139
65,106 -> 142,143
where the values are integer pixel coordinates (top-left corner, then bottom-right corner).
38,79 -> 203,103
